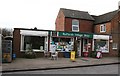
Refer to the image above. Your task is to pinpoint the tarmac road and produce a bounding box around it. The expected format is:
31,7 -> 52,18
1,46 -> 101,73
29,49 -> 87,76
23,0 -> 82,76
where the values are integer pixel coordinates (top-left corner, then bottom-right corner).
2,64 -> 119,74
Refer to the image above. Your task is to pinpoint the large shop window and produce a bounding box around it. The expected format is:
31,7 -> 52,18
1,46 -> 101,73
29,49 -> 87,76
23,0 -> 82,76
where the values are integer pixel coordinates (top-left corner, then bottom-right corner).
21,36 -> 46,52
94,39 -> 109,53
72,19 -> 79,32
51,37 -> 74,52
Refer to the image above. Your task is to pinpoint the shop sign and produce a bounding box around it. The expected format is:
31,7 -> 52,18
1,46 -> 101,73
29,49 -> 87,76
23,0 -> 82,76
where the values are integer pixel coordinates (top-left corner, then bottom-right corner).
83,34 -> 93,38
58,32 -> 83,37
20,30 -> 48,36
49,31 -> 93,38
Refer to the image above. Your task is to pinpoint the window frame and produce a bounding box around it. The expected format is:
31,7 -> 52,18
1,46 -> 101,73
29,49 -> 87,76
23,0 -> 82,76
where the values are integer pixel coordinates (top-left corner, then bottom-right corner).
72,19 -> 79,32
112,43 -> 118,49
100,24 -> 106,32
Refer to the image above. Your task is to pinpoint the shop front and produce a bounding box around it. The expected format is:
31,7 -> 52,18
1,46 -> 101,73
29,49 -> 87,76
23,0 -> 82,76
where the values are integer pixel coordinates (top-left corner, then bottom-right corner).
93,35 -> 109,57
13,29 -> 48,57
49,31 -> 93,57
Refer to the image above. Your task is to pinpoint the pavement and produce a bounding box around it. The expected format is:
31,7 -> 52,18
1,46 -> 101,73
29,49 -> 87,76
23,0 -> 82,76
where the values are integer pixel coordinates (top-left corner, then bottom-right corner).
1,57 -> 120,73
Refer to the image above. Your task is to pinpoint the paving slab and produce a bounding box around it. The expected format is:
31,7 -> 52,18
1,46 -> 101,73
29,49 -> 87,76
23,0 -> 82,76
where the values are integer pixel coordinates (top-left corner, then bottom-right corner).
1,57 -> 120,72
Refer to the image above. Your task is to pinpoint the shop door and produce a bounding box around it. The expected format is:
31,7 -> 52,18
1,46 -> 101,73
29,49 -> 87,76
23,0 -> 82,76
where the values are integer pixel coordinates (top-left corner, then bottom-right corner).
83,39 -> 88,52
77,40 -> 81,57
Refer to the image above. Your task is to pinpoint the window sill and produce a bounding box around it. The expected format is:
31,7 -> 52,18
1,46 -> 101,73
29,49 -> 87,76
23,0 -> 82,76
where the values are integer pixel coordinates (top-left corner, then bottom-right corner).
112,48 -> 117,50
100,31 -> 106,33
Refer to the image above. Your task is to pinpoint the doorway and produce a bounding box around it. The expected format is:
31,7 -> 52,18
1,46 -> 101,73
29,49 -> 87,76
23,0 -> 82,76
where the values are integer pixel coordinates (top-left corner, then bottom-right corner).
77,40 -> 81,57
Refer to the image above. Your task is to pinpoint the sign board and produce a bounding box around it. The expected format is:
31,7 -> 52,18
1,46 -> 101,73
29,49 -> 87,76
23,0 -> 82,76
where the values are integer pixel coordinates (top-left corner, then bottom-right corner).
70,51 -> 75,61
49,31 -> 93,38
20,30 -> 48,36
93,35 -> 109,40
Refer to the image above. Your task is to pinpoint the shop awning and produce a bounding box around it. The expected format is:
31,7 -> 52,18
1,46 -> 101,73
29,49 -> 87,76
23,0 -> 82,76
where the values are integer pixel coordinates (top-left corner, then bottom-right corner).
93,35 -> 109,40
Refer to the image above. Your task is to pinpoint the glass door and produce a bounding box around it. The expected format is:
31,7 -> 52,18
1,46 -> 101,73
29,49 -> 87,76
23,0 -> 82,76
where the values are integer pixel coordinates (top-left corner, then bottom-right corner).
77,40 -> 81,57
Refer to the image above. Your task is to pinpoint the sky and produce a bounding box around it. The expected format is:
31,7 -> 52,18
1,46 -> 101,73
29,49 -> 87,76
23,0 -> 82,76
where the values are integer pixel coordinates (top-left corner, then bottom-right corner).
0,0 -> 119,30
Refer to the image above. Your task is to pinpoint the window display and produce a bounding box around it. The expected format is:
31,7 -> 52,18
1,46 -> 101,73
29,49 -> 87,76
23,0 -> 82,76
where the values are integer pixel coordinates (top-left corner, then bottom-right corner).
94,39 -> 109,52
21,36 -> 47,52
51,37 -> 74,52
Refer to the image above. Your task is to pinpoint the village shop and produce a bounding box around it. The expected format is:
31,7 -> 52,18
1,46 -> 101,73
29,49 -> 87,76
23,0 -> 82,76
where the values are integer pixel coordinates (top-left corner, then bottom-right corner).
13,28 -> 93,58
49,31 -> 93,57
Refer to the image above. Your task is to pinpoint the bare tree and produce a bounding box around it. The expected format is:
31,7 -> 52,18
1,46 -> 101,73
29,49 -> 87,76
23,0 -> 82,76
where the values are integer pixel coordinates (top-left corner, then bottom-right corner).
0,28 -> 13,37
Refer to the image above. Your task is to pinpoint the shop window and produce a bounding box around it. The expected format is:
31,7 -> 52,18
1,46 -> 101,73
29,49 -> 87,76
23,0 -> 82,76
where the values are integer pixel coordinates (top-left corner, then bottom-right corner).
21,36 -> 45,51
52,37 -> 73,52
112,43 -> 118,49
94,39 -> 109,53
100,24 -> 106,32
72,19 -> 79,32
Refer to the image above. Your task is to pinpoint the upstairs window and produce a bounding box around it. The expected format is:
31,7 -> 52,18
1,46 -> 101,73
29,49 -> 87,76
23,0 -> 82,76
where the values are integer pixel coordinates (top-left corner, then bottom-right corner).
112,43 -> 118,49
72,19 -> 79,32
100,24 -> 106,32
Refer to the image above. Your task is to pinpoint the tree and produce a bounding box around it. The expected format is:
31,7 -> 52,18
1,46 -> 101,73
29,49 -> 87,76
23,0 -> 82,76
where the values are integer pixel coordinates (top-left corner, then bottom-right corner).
0,28 -> 13,37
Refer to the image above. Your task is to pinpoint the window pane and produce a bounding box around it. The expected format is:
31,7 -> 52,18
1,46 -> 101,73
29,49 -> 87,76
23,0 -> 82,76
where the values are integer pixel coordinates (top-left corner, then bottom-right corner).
72,20 -> 79,25
72,19 -> 79,31
73,26 -> 78,30
24,36 -> 45,50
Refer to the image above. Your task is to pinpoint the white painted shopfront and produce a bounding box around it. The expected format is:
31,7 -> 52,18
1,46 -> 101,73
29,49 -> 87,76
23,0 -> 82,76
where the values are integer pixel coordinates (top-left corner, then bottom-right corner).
93,35 -> 109,53
20,30 -> 49,52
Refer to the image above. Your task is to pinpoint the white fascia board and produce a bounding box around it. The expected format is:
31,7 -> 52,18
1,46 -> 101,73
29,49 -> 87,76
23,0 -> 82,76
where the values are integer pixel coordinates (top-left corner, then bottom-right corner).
93,35 -> 109,40
20,30 -> 48,36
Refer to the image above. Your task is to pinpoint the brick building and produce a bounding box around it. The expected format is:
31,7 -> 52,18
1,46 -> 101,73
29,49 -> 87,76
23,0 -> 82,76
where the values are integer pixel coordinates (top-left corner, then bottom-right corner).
55,8 -> 95,57
55,8 -> 120,57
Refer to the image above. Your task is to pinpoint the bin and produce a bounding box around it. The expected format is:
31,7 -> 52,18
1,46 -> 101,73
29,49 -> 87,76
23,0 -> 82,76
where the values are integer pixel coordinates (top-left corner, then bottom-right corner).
12,54 -> 16,60
83,52 -> 88,57
64,52 -> 70,58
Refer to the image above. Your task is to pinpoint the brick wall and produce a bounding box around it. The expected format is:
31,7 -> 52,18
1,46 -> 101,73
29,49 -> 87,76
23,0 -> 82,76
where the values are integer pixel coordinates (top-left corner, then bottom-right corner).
55,10 -> 65,31
13,29 -> 22,57
94,22 -> 111,34
64,18 -> 94,33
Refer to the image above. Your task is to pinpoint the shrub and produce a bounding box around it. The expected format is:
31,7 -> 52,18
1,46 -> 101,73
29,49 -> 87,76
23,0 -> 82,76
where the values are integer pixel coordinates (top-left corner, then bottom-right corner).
90,51 -> 97,58
24,50 -> 36,59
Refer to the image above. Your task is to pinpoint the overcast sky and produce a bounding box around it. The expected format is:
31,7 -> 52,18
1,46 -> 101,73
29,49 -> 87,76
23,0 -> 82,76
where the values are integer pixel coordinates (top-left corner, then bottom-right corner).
0,0 -> 119,30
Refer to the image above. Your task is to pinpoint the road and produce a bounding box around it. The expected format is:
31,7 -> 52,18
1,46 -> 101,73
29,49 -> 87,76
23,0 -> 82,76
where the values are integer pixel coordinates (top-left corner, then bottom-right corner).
2,64 -> 119,74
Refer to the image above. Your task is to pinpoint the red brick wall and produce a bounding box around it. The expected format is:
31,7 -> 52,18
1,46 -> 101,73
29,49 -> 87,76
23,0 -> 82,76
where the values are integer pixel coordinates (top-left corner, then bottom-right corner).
13,29 -> 21,57
110,11 -> 120,56
64,18 -> 94,32
55,10 -> 65,31
64,18 -> 72,32
94,22 -> 111,34
80,20 -> 93,33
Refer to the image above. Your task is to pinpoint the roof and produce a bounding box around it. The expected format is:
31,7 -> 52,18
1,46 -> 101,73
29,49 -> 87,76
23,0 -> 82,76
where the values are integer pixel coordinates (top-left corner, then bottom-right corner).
92,10 -> 118,24
60,8 -> 95,21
